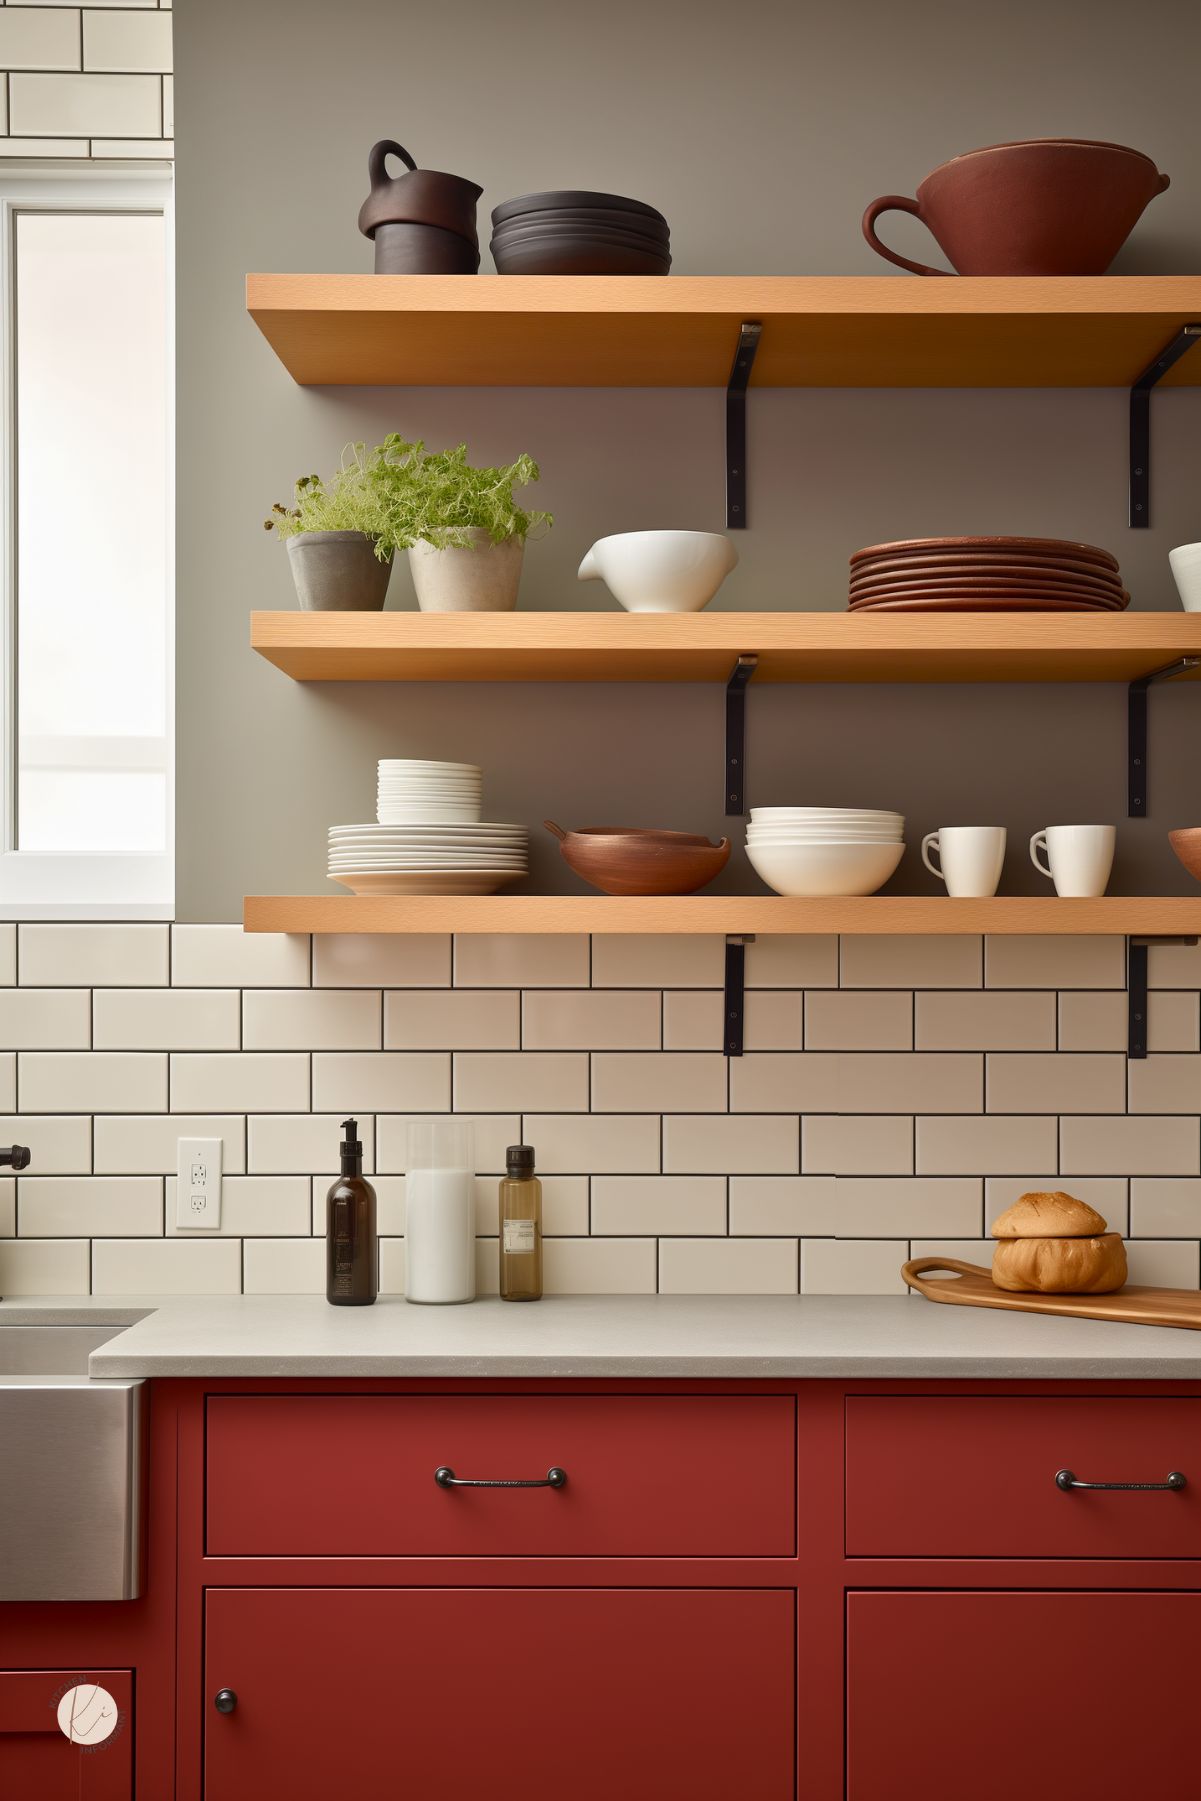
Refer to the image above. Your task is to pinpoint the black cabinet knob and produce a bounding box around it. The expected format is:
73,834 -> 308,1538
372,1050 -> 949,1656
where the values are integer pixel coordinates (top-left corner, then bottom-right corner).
214,1689 -> 238,1714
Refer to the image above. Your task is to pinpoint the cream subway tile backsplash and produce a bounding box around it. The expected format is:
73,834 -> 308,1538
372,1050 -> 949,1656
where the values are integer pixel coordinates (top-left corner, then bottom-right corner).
1,924 -> 1200,1296
8,71 -> 161,135
243,988 -> 381,1051
1147,941 -> 1201,989
94,989 -> 239,1051
82,7 -> 172,70
20,923 -> 168,987
0,9 -> 82,71
90,136 -> 173,156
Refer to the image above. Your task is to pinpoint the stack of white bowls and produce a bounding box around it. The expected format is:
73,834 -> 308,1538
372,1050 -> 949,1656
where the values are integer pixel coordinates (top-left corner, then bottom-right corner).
745,808 -> 905,897
328,759 -> 528,896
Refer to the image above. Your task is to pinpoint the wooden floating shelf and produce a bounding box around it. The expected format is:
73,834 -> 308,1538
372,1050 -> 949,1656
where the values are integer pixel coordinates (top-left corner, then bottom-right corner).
246,274 -> 1201,389
251,611 -> 1201,685
244,895 -> 1201,936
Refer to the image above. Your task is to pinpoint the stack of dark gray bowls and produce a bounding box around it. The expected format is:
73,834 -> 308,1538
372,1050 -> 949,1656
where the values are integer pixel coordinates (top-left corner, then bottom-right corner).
490,190 -> 670,275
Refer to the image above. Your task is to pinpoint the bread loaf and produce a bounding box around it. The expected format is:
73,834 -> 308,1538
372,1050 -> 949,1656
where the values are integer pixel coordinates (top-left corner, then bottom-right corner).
992,1232 -> 1127,1294
990,1190 -> 1108,1239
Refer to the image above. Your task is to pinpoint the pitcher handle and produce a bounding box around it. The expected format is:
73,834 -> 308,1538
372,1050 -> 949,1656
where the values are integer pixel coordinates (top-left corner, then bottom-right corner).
861,195 -> 949,277
368,140 -> 417,191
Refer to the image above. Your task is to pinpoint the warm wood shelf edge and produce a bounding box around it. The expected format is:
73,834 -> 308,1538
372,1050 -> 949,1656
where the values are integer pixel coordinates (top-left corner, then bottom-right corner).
243,895 -> 1201,935
250,611 -> 1201,684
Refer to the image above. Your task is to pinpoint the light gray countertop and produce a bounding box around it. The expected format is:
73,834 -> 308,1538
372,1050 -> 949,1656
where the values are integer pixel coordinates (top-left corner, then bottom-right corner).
2,1293 -> 1198,1379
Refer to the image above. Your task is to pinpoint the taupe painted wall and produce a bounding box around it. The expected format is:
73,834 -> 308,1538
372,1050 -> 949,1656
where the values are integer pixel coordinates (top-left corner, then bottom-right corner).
174,0 -> 1201,920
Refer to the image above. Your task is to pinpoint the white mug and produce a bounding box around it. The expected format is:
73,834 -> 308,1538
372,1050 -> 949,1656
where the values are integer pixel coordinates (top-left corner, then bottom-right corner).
1029,824 -> 1115,897
921,826 -> 1007,898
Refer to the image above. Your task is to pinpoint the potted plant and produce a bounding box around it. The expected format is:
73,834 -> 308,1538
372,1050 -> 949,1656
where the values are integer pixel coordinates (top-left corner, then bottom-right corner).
374,432 -> 551,612
265,443 -> 394,611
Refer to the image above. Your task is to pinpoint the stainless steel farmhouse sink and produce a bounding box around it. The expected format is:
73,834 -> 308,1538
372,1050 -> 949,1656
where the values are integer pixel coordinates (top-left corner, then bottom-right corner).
0,1318 -> 147,1601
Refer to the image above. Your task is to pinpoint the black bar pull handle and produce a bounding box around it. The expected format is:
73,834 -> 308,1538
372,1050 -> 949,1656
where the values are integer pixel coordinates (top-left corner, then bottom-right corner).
1055,1468 -> 1186,1493
434,1465 -> 566,1490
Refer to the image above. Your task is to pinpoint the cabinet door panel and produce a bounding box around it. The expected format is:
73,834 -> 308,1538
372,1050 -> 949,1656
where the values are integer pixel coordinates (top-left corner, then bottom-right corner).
0,1669 -> 132,1800
848,1592 -> 1201,1801
206,1587 -> 794,1801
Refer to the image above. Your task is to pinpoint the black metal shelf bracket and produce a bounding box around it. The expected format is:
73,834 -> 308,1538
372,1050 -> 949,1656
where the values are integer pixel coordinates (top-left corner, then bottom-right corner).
724,935 -> 754,1058
726,321 -> 763,529
725,654 -> 758,816
1127,657 -> 1200,816
1129,324 -> 1201,527
1127,935 -> 1197,1058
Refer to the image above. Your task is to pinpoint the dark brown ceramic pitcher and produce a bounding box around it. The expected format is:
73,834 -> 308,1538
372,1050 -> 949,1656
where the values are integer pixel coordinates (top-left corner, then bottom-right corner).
357,140 -> 483,274
862,139 -> 1170,276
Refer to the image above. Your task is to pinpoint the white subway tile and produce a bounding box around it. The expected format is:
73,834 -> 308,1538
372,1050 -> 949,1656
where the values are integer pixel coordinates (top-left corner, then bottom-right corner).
453,934 -> 585,988
985,935 -> 1125,989
9,72 -> 161,135
840,1053 -> 981,1114
83,8 -> 171,70
0,989 -> 90,1049
315,934 -> 448,988
91,1237 -> 242,1294
908,1239 -> 993,1270
386,990 -> 519,1050
662,990 -> 803,1051
94,989 -> 239,1050
0,1238 -> 88,1294
592,1175 -> 725,1236
1060,1115 -> 1200,1176
523,989 -> 659,1051
1059,989 -> 1198,1053
522,1114 -> 660,1175
805,991 -> 912,1050
250,1113 -> 375,1175
730,1051 -> 839,1112
1131,1179 -> 1201,1237
20,923 -> 167,987
1124,1240 -> 1201,1287
662,1114 -> 798,1175
1128,1055 -> 1201,1114
0,8 -> 81,70
592,1052 -> 726,1113
729,1176 -> 836,1235
832,1176 -> 982,1237
803,1115 -> 912,1176
983,1175 -> 1128,1237
242,1237 -> 325,1294
95,1113 -> 244,1175
0,1180 -> 13,1237
745,936 -> 838,988
0,1115 -> 91,1174
243,988 -> 380,1051
800,1239 -> 908,1294
916,1114 -> 1059,1175
171,1053 -> 308,1112
375,1113 -> 518,1174
987,1053 -> 1125,1114
18,1176 -> 160,1236
168,1176 -> 309,1238
327,1173 -> 585,1241
161,73 -> 172,134
591,935 -> 722,988
0,1056 -> 13,1112
0,927 -> 14,985
312,1052 -> 449,1114
659,1238 -> 797,1296
0,137 -> 88,156
21,1051 -> 166,1113
1147,940 -> 1201,989
172,926 -> 309,987
89,135 -> 173,158
917,990 -> 1056,1051
454,1052 -> 587,1112
840,935 -> 981,988
543,1237 -> 657,1295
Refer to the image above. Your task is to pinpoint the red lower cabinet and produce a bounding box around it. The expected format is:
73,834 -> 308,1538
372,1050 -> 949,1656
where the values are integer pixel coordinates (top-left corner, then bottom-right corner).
847,1591 -> 1201,1801
204,1586 -> 795,1800
0,1669 -> 133,1799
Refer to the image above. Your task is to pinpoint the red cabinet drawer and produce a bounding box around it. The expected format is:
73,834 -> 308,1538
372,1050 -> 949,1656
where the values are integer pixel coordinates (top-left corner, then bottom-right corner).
206,1587 -> 795,1801
848,1592 -> 1201,1801
0,1669 -> 132,1799
846,1396 -> 1201,1557
206,1394 -> 796,1557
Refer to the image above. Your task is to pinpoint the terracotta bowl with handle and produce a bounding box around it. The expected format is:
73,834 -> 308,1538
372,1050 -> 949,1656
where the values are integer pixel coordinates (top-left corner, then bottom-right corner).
1168,828 -> 1201,884
545,822 -> 730,896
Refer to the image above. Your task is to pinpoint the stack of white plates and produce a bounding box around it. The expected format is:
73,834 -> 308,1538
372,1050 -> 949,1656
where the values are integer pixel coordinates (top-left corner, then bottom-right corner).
745,808 -> 905,897
327,823 -> 528,896
377,760 -> 482,825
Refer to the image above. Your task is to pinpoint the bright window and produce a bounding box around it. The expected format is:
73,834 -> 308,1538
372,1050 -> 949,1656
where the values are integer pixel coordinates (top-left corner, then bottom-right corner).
1,167 -> 173,917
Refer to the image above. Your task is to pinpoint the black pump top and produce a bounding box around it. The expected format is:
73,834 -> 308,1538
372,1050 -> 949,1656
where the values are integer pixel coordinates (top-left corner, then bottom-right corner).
340,1118 -> 363,1175
506,1144 -> 535,1175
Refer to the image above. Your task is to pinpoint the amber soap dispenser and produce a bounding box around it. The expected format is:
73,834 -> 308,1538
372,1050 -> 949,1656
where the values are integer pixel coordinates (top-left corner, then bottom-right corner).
499,1143 -> 542,1301
326,1118 -> 378,1306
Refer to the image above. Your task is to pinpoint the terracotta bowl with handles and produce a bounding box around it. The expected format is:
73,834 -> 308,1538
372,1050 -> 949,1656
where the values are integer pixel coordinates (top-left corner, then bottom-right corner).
545,822 -> 731,896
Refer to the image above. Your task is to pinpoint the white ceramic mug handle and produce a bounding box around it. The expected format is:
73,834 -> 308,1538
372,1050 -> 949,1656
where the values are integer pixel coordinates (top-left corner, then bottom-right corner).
921,832 -> 944,883
1029,830 -> 1053,880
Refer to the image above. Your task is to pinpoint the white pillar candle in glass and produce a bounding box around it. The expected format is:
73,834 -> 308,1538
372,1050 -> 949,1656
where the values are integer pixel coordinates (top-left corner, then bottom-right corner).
405,1119 -> 476,1304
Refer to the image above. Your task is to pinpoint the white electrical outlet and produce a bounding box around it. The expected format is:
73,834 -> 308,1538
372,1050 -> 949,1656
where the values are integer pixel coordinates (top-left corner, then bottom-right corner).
175,1136 -> 222,1230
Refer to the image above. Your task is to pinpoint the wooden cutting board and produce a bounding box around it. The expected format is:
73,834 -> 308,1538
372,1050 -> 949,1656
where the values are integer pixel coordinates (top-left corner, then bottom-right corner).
902,1256 -> 1201,1330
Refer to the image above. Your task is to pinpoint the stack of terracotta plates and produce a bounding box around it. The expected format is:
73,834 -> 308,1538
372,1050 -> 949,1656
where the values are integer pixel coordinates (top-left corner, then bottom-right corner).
848,537 -> 1129,612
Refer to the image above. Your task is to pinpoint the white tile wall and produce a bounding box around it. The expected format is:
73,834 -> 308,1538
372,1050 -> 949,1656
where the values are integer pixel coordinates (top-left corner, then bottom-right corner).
0,925 -> 1196,1298
0,7 -> 172,159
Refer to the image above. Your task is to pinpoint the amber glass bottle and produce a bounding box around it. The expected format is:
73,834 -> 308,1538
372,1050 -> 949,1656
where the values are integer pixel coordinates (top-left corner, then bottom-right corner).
499,1144 -> 542,1301
326,1118 -> 378,1306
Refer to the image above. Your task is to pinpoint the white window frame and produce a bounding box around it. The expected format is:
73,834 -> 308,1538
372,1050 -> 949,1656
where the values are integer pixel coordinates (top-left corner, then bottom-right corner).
0,162 -> 174,920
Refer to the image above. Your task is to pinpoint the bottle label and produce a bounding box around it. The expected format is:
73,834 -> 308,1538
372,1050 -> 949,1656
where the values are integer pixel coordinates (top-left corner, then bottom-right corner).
503,1218 -> 537,1255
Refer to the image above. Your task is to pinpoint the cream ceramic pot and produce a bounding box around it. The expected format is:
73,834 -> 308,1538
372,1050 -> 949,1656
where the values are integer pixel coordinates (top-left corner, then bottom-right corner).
578,530 -> 738,613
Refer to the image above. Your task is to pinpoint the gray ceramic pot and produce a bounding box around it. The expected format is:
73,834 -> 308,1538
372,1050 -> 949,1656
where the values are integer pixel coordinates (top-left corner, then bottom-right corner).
286,531 -> 392,611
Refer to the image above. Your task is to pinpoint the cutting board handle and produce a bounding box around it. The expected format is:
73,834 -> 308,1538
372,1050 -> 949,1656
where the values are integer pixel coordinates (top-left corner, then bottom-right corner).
902,1255 -> 991,1297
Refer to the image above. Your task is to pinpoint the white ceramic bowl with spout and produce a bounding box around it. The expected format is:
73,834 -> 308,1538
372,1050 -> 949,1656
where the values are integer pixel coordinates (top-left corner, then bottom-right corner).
578,530 -> 738,613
